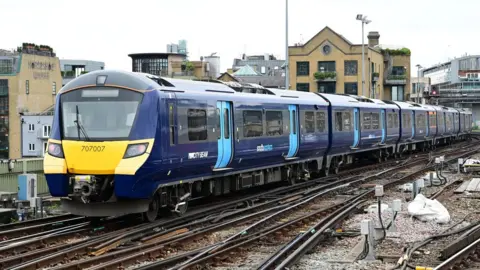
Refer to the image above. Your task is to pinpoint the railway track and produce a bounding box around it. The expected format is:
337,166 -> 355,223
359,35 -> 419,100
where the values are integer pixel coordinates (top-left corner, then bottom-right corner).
1,142 -> 475,270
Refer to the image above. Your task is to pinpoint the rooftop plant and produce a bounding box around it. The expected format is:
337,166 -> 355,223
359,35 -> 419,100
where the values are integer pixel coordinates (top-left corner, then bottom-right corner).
380,47 -> 411,56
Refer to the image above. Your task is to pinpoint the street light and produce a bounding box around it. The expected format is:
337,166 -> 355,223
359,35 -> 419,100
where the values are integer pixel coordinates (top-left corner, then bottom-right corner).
416,64 -> 423,104
285,0 -> 289,90
356,14 -> 371,98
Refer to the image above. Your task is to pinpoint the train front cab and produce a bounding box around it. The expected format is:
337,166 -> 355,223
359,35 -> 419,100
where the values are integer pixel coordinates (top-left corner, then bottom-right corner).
44,71 -> 160,218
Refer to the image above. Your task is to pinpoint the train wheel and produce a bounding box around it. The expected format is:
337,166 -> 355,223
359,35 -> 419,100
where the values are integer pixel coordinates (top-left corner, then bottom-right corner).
143,195 -> 159,222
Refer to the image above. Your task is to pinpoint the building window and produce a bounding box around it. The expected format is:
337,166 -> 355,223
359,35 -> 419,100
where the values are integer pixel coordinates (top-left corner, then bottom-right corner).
296,62 -> 309,76
133,57 -> 169,76
344,83 -> 358,95
0,79 -> 7,96
28,143 -> 35,152
243,110 -> 263,137
317,82 -> 336,94
43,142 -> 48,154
266,111 -> 283,136
318,61 -> 336,72
28,123 -> 35,131
0,59 -> 13,74
392,86 -> 404,101
261,66 -> 266,74
296,83 -> 309,92
43,125 -> 51,137
52,82 -> 56,95
187,109 -> 207,141
392,66 -> 406,76
344,61 -> 358,76
26,80 -> 29,95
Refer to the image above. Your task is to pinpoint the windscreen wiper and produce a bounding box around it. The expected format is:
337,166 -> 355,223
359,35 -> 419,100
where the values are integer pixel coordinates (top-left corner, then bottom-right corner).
74,105 -> 90,141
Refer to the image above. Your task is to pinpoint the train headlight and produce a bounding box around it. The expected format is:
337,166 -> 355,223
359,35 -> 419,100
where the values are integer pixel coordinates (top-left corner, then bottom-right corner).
124,143 -> 149,158
48,143 -> 64,158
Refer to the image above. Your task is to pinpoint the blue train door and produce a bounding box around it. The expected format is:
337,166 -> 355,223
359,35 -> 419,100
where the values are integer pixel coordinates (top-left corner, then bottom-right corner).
286,105 -> 299,159
352,108 -> 360,149
214,101 -> 233,169
380,109 -> 386,144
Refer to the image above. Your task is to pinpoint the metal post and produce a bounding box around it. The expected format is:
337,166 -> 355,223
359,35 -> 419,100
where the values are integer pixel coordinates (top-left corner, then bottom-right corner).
361,21 -> 365,97
417,68 -> 420,103
285,0 -> 289,90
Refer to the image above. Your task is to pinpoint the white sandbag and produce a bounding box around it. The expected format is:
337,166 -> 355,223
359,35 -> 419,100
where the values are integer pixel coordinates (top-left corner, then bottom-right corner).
407,194 -> 450,224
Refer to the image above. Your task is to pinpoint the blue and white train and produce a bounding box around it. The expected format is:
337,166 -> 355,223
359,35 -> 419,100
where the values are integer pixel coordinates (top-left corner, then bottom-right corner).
43,70 -> 473,221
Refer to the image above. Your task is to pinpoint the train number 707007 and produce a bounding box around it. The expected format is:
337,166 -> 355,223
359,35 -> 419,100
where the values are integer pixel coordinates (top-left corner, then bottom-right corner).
81,146 -> 106,152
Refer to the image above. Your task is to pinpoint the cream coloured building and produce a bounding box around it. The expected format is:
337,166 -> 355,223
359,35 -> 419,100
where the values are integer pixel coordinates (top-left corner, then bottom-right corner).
0,43 -> 62,159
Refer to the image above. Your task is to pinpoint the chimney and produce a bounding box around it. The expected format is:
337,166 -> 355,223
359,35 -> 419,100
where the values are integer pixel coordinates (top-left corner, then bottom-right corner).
367,31 -> 380,47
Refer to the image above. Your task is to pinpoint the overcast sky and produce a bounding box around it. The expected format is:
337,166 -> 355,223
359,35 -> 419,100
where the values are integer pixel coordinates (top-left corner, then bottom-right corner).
1,0 -> 478,75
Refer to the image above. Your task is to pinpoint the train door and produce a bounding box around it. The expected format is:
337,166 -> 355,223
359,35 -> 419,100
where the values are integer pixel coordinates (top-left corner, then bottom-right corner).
167,93 -> 177,148
380,109 -> 386,144
214,101 -> 233,169
286,105 -> 299,158
352,108 -> 360,148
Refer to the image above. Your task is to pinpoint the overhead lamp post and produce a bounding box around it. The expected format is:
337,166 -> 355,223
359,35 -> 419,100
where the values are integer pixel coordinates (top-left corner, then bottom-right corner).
416,64 -> 423,104
285,0 -> 289,90
356,14 -> 371,98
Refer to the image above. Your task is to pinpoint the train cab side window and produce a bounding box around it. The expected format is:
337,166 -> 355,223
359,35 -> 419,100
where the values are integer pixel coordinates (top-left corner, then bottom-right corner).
316,111 -> 325,132
187,109 -> 208,141
343,111 -> 352,131
362,113 -> 371,130
335,112 -> 343,131
371,113 -> 379,129
243,110 -> 263,137
169,104 -> 175,145
266,111 -> 283,136
304,111 -> 315,133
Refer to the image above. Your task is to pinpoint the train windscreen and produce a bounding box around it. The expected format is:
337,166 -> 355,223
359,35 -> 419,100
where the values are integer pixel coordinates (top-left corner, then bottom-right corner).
60,88 -> 143,141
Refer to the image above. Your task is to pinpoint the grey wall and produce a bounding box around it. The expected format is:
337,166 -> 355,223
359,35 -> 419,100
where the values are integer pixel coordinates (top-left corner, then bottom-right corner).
21,115 -> 53,157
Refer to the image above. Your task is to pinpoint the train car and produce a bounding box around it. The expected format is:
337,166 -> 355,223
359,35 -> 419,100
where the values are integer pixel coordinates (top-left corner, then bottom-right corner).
45,70 -> 468,221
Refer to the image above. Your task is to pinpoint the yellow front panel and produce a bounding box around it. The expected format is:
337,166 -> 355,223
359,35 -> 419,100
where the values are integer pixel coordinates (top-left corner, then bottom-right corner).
61,139 -> 153,175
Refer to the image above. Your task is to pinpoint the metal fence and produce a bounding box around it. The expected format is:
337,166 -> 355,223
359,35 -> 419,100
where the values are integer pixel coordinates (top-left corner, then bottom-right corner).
0,158 -> 47,194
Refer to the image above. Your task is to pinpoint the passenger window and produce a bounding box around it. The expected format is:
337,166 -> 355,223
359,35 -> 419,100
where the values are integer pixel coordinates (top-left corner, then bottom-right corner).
335,112 -> 343,131
371,113 -> 379,129
224,108 -> 229,139
304,112 -> 315,133
266,111 -> 283,136
187,109 -> 208,141
316,111 -> 325,132
363,113 -> 371,130
387,114 -> 393,129
243,110 -> 263,137
393,114 -> 399,128
343,112 -> 351,131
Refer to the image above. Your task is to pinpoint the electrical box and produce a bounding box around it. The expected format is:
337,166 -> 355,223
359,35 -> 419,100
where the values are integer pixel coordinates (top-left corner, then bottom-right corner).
458,158 -> 464,165
417,178 -> 425,188
361,219 -> 371,235
392,199 -> 402,212
18,174 -> 37,201
439,156 -> 445,162
435,158 -> 441,164
375,185 -> 384,197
